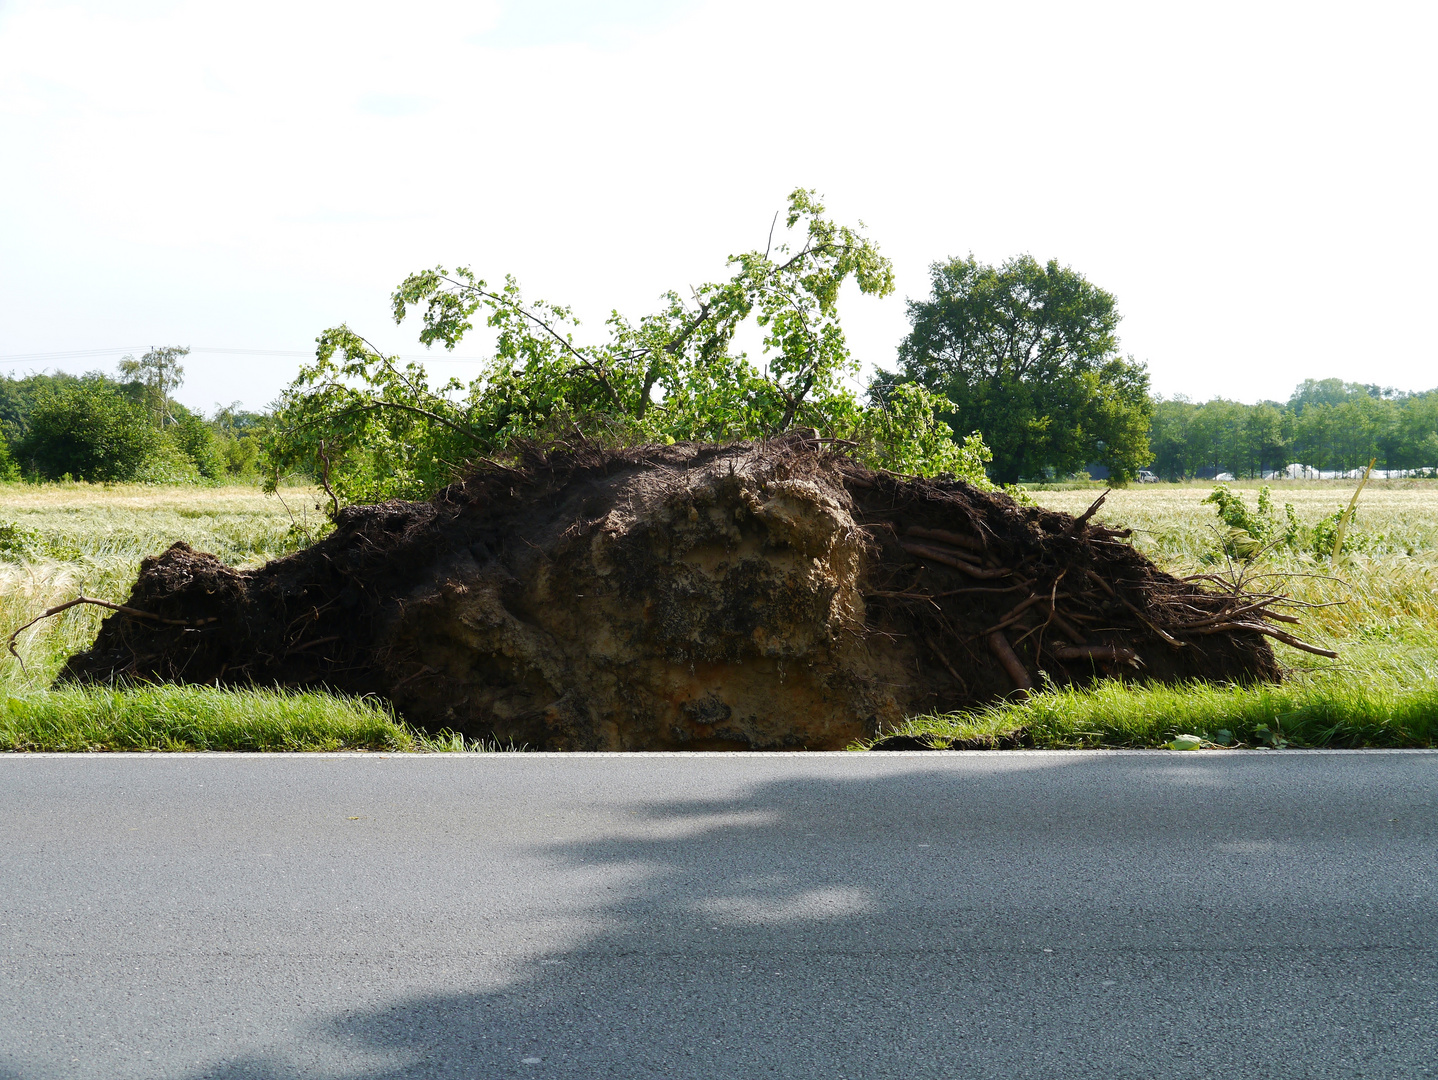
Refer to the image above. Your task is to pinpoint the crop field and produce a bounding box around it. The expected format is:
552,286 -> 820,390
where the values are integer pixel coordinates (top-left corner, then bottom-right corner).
0,479 -> 1434,751
0,483 -> 319,690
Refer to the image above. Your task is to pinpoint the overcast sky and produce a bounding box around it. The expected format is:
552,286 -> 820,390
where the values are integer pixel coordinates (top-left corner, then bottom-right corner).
1,0 -> 1434,415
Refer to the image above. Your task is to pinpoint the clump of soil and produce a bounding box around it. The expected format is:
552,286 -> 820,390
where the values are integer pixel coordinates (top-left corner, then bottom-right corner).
60,434 -> 1294,750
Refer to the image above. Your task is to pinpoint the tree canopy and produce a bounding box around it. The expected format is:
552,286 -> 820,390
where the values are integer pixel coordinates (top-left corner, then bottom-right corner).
118,346 -> 189,428
266,190 -> 993,505
880,254 -> 1152,483
17,377 -> 160,482
0,369 -> 259,484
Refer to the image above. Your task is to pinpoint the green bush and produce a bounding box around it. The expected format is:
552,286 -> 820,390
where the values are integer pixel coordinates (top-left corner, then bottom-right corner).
0,437 -> 19,482
218,430 -> 260,478
266,190 -> 996,507
17,378 -> 160,482
132,435 -> 203,484
1202,484 -> 1299,559
170,412 -> 226,481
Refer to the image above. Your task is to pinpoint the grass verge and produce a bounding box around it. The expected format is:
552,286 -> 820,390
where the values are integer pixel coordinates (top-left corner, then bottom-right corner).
0,684 -> 492,753
875,676 -> 1438,751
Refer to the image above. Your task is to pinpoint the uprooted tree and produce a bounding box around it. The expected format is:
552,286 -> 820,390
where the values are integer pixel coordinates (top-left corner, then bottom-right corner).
262,189 -> 992,506
42,192 -> 1339,750
60,434 -> 1332,751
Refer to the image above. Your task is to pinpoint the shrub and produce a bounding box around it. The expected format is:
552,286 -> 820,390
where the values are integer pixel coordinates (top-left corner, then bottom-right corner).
132,435 -> 203,484
17,378 -> 159,482
0,437 -> 19,482
169,412 -> 226,481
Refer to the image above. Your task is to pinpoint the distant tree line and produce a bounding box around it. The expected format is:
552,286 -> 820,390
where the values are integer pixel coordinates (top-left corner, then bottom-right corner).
1149,380 -> 1438,480
5,363 -> 1435,489
0,353 -> 266,484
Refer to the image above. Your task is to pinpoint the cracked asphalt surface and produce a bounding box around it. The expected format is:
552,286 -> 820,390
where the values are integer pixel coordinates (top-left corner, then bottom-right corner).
2,750 -> 1435,1079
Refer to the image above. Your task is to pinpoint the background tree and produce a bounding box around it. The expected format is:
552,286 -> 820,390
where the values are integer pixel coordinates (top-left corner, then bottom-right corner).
17,377 -> 160,481
168,410 -> 226,481
1147,396 -> 1196,480
118,345 -> 189,427
0,437 -> 18,482
880,254 -> 1152,483
210,403 -> 268,479
0,369 -> 259,484
1242,403 -> 1289,477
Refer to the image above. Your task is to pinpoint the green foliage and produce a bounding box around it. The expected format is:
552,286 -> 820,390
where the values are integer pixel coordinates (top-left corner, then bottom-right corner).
854,383 -> 993,479
132,435 -> 204,484
0,437 -> 19,482
882,254 -> 1152,484
1203,484 -> 1295,559
16,377 -> 160,482
0,370 -> 256,486
0,520 -> 81,561
0,521 -> 42,559
1310,502 -> 1379,560
1202,483 -> 1377,561
168,412 -> 226,481
267,190 -> 992,506
211,404 -> 267,480
0,372 -> 85,446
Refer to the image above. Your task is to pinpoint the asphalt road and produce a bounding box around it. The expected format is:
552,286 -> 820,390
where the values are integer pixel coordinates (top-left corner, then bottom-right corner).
2,750 -> 1436,1080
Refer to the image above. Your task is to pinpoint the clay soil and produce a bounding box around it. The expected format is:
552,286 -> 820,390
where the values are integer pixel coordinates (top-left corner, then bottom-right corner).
61,434 -> 1287,750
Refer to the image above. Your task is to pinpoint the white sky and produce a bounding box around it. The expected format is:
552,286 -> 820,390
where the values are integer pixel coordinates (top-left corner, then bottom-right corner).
1,0 -> 1434,415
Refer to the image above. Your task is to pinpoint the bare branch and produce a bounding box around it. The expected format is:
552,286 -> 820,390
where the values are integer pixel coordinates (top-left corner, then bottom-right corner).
7,597 -> 217,673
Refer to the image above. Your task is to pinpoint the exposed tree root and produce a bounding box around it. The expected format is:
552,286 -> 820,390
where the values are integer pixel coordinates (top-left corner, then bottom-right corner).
51,433 -> 1313,750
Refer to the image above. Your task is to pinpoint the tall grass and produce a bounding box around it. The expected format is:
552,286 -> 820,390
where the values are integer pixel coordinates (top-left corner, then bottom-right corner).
882,647 -> 1438,750
0,685 -> 414,752
0,483 -> 513,752
0,483 -> 429,753
0,684 -> 508,752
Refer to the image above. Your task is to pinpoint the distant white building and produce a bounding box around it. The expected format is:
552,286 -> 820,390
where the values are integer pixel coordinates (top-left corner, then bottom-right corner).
1260,463 -> 1437,480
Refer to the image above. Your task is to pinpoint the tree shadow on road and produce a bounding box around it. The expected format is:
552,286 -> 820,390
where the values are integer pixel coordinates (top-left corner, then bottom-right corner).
172,754 -> 1437,1080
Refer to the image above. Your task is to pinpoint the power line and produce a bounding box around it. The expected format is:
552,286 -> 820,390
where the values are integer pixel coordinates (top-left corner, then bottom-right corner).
0,347 -> 489,365
0,347 -> 147,364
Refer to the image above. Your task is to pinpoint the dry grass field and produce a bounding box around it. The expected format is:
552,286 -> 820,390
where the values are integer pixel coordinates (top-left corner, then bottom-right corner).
0,483 -> 324,693
1034,481 -> 1438,657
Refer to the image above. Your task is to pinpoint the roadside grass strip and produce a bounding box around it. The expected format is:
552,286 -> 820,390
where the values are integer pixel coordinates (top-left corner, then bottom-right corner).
0,685 -> 434,753
882,675 -> 1438,750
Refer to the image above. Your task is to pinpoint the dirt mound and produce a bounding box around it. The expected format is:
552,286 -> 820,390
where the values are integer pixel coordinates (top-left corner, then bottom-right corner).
60,434 -> 1288,750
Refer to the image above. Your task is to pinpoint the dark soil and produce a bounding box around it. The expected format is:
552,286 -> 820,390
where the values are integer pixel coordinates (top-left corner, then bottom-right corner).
61,434 -> 1285,750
